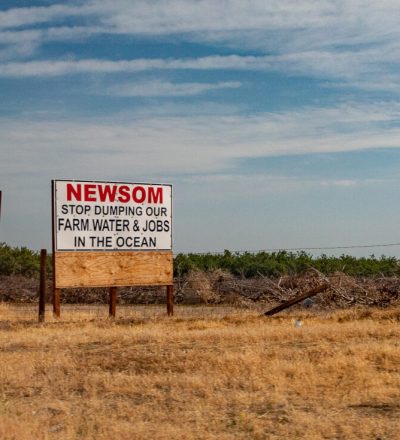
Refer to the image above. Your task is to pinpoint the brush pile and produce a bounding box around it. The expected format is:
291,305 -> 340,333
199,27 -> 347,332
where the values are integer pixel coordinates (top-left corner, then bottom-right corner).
1,269 -> 400,308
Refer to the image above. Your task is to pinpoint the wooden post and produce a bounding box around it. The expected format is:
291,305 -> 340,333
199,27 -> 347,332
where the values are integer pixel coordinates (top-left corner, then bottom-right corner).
109,287 -> 117,318
38,249 -> 47,323
166,285 -> 174,316
51,181 -> 61,318
264,282 -> 329,316
53,288 -> 61,318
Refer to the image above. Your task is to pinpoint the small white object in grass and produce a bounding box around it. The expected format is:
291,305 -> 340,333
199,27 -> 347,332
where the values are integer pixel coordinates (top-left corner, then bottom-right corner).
295,319 -> 302,328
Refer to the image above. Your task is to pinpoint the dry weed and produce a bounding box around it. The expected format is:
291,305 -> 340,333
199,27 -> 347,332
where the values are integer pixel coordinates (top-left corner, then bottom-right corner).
0,304 -> 399,439
185,270 -> 220,304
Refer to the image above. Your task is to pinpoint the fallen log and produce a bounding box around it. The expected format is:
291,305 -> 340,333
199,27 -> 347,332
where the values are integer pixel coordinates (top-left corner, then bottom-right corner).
263,282 -> 330,316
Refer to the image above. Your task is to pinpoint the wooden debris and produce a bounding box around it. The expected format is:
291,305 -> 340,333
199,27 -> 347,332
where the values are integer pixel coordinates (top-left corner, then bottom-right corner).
263,282 -> 330,316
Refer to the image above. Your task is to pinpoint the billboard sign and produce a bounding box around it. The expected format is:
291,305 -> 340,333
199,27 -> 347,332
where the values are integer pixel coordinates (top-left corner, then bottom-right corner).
53,180 -> 172,252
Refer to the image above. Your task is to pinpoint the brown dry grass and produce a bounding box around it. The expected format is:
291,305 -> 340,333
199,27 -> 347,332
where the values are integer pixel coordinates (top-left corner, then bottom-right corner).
0,303 -> 399,440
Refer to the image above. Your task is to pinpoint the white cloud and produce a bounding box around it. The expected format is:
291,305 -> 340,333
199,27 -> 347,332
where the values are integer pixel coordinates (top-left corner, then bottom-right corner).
90,0 -> 334,35
108,80 -> 242,97
1,1 -> 400,89
82,0 -> 400,46
0,27 -> 104,61
0,48 -> 398,93
320,179 -> 357,187
0,30 -> 40,60
0,51 -> 386,79
2,102 -> 400,180
0,1 -> 341,33
177,174 -> 388,193
0,4 -> 86,29
0,55 -> 271,76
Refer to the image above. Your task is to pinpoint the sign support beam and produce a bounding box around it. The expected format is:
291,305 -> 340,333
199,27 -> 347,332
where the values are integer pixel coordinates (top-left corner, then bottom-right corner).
53,288 -> 61,318
38,249 -> 47,323
109,287 -> 117,318
167,285 -> 174,316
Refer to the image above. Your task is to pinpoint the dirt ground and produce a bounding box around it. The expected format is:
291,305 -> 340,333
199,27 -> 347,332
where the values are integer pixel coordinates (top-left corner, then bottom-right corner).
0,304 -> 399,439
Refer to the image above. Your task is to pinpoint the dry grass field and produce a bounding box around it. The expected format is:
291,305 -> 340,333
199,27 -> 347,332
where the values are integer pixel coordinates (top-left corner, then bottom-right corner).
0,304 -> 399,440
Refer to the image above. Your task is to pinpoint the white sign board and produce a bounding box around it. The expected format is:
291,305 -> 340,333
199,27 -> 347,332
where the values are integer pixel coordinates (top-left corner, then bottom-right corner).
53,180 -> 172,251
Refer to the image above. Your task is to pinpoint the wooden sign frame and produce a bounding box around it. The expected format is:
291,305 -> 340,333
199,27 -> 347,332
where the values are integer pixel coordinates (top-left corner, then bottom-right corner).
51,180 -> 174,318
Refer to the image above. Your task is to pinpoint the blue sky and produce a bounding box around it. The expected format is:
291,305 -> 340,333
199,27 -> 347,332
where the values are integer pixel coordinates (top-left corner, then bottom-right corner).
1,0 -> 400,255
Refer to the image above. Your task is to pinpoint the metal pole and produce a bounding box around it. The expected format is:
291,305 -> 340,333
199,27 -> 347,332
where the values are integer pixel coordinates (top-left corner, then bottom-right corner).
38,249 -> 47,323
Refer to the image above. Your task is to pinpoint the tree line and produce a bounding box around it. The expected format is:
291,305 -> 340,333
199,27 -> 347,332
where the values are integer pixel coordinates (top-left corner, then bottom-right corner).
1,242 -> 399,278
